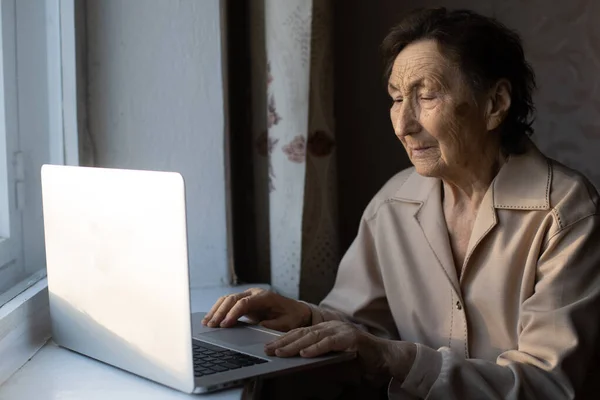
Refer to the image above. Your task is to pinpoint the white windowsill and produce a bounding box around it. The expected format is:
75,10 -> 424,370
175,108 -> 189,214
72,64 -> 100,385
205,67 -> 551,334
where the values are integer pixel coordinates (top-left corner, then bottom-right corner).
0,282 -> 269,399
0,277 -> 52,386
0,270 -> 48,309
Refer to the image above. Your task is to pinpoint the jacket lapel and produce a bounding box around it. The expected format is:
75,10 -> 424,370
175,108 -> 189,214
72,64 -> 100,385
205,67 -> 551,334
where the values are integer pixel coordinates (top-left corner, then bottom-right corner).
394,171 -> 461,294
460,187 -> 497,282
459,143 -> 551,281
415,181 -> 462,293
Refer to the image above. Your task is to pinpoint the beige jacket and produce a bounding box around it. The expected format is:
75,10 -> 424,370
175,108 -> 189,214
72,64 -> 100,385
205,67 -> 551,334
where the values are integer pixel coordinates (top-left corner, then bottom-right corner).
310,144 -> 600,399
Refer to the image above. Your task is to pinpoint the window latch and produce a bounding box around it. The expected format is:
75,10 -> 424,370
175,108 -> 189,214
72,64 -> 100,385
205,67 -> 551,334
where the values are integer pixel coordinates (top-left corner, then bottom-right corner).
13,151 -> 24,211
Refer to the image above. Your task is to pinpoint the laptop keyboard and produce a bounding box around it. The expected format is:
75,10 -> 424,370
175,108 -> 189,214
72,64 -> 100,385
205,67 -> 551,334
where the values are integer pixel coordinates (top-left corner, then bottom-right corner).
193,341 -> 268,377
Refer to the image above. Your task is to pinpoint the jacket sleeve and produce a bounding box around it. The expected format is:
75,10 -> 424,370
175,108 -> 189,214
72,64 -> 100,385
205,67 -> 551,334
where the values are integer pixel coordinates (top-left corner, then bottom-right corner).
390,214 -> 600,399
306,213 -> 399,340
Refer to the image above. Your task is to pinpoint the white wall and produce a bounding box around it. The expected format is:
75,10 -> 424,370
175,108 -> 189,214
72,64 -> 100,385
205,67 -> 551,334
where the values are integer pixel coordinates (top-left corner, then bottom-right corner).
86,0 -> 230,288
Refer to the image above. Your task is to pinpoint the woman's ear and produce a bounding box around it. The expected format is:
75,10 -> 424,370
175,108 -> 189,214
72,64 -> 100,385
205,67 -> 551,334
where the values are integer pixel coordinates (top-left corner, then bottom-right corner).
485,79 -> 512,131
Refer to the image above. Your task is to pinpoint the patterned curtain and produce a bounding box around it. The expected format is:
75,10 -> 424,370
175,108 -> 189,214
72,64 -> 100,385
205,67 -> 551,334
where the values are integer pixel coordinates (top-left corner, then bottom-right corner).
250,0 -> 339,303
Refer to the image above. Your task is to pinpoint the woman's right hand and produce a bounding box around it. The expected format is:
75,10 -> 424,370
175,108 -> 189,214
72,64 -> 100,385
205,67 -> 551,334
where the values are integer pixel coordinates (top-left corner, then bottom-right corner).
201,287 -> 312,332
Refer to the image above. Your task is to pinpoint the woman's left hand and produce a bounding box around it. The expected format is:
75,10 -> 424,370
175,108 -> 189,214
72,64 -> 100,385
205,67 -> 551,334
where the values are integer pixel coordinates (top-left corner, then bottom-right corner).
264,320 -> 416,380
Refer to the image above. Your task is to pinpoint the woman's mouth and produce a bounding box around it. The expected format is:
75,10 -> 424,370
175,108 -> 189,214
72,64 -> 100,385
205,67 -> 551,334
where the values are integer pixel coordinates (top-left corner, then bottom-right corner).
411,146 -> 434,156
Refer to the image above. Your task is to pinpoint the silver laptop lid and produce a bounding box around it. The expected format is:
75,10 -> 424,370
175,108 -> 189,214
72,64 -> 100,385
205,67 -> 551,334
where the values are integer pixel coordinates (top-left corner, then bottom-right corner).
41,164 -> 195,393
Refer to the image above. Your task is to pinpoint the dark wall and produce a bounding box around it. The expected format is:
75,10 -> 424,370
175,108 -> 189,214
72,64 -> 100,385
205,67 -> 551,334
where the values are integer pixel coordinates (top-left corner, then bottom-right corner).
226,0 -> 261,285
333,2 -> 412,252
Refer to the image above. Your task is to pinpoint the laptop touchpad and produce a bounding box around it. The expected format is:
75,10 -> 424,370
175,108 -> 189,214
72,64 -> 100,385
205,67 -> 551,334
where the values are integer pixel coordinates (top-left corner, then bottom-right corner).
198,327 -> 280,347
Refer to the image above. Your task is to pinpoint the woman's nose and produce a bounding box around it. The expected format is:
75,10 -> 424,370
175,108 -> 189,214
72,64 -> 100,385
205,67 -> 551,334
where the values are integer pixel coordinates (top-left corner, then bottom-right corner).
394,102 -> 421,138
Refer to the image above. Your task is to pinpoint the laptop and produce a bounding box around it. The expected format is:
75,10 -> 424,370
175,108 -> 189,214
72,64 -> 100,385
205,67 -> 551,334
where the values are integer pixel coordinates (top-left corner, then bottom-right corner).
40,164 -> 354,394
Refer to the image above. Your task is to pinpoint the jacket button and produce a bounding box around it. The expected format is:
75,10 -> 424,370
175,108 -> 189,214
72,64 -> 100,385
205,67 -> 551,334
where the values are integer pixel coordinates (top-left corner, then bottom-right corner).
456,301 -> 462,310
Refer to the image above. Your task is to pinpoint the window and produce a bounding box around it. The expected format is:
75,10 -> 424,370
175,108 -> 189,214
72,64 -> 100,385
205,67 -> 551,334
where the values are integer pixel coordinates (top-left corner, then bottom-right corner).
0,0 -> 78,308
0,0 -> 28,306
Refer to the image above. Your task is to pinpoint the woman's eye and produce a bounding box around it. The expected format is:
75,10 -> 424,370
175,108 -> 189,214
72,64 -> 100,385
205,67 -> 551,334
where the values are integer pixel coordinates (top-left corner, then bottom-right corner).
419,96 -> 435,101
393,98 -> 403,103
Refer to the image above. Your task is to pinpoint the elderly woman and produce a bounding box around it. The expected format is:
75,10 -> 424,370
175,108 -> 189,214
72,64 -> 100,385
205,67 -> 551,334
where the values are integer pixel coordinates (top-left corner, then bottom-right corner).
204,8 -> 600,399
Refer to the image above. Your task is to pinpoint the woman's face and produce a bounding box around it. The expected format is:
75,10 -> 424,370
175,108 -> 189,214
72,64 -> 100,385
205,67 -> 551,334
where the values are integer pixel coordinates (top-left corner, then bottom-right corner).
388,40 -> 493,179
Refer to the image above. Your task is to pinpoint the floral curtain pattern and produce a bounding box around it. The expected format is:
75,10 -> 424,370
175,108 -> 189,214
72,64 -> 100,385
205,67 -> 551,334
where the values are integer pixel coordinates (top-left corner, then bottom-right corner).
250,0 -> 339,302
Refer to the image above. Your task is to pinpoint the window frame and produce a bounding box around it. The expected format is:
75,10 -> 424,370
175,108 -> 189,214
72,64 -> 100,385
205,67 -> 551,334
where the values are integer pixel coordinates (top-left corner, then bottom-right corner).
0,0 -> 25,298
0,0 -> 79,386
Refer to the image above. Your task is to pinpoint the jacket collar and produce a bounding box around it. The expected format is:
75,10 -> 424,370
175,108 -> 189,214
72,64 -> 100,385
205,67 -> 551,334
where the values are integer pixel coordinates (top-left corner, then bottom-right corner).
392,141 -> 551,210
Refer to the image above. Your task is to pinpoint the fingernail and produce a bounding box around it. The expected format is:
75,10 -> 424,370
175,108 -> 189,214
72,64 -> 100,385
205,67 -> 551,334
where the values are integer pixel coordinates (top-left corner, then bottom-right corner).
220,319 -> 230,327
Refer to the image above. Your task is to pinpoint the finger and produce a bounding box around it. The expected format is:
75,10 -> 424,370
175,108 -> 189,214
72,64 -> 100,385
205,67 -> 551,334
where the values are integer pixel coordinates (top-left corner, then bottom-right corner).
202,296 -> 227,324
221,293 -> 270,327
264,328 -> 305,355
208,292 -> 252,327
299,335 -> 342,358
271,329 -> 328,358
265,322 -> 330,351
